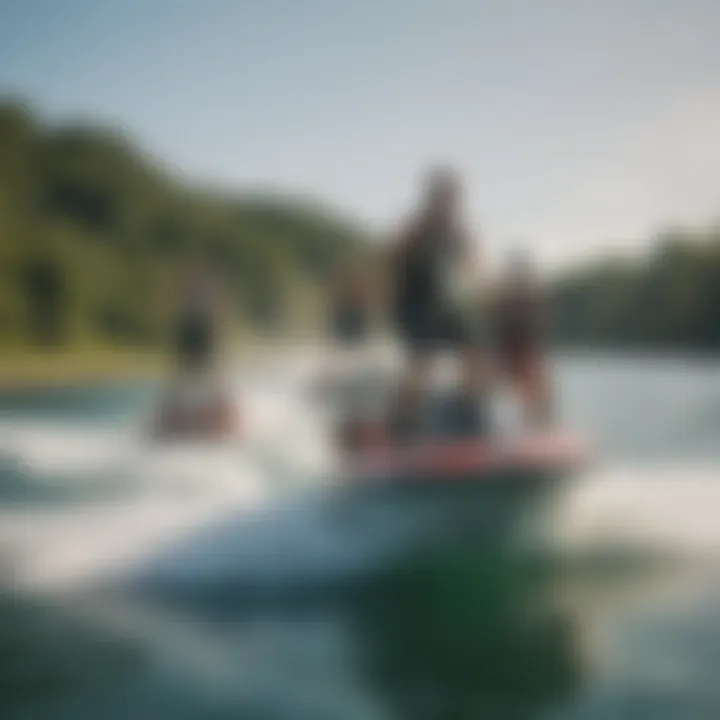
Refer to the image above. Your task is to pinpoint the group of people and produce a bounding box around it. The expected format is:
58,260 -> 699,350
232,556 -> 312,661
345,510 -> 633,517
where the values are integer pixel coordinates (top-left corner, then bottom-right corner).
330,166 -> 552,436
167,165 -> 553,439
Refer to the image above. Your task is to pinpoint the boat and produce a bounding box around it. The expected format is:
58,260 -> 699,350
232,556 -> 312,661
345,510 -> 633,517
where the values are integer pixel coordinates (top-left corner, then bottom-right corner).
331,385 -> 592,542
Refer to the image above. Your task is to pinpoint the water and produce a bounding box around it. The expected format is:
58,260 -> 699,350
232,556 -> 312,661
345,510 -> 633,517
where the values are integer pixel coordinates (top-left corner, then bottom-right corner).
0,351 -> 718,719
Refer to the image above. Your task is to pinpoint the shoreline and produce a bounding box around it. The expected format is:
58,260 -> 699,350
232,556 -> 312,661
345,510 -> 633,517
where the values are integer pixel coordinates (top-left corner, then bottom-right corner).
0,349 -> 164,391
0,340 -> 308,391
1,341 -> 716,392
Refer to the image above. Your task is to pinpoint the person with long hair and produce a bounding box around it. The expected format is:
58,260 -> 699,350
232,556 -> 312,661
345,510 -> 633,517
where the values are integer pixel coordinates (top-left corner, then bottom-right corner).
489,247 -> 553,427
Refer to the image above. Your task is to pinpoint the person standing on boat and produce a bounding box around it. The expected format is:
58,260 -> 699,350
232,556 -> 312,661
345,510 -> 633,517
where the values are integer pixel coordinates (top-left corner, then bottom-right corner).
386,166 -> 488,437
489,247 -> 553,427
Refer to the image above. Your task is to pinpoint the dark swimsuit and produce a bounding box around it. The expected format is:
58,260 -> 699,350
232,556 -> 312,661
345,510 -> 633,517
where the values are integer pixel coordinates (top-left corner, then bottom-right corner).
174,281 -> 217,371
393,221 -> 476,354
176,315 -> 214,370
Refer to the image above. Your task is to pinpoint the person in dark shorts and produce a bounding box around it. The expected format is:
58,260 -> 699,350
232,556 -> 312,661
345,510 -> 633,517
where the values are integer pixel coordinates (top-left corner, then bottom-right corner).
386,166 -> 488,437
489,249 -> 553,427
173,255 -> 222,373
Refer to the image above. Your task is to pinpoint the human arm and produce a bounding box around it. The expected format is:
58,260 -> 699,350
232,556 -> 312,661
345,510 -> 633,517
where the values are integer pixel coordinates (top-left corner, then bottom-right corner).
453,225 -> 485,306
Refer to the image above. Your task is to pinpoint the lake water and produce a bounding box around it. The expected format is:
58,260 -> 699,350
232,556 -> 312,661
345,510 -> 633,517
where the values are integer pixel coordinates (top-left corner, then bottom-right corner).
0,351 -> 718,719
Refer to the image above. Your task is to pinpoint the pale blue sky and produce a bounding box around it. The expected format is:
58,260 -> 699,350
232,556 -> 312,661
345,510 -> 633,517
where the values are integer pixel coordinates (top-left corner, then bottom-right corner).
2,0 -> 719,269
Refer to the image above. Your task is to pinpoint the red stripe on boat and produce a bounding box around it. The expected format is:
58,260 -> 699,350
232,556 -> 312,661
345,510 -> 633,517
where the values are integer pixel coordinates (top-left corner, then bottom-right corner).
352,432 -> 590,481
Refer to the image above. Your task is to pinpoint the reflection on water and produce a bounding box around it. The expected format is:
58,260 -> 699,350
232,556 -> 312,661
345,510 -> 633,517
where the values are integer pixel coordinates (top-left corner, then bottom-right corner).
0,353 -> 719,719
5,549 -> 720,719
357,547 -> 582,720
0,546 -> 584,719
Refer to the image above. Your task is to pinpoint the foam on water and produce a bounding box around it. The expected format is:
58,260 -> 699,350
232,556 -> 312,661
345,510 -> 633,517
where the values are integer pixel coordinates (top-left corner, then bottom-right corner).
0,369 -> 331,592
556,462 -> 720,553
0,421 -> 134,478
0,352 -> 718,597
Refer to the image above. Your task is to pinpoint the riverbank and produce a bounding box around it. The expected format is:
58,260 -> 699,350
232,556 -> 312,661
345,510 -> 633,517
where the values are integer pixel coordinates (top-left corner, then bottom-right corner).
0,348 -> 165,390
0,338 -> 313,390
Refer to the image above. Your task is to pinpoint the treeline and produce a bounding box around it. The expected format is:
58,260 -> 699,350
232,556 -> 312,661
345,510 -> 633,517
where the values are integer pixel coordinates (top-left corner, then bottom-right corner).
549,228 -> 720,351
3,101 -> 717,354
0,101 -> 369,349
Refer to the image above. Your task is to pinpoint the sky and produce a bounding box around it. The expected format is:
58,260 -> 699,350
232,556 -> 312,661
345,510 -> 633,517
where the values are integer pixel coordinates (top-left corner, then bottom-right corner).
1,0 -> 719,271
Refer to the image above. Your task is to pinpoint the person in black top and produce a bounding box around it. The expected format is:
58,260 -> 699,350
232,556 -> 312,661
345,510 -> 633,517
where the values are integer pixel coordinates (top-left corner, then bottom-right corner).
386,166 -> 488,437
